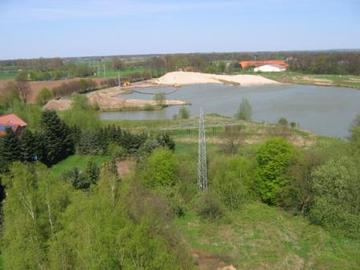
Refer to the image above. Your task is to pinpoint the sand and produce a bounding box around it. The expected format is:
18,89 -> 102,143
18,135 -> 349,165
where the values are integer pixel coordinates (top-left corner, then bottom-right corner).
152,71 -> 280,86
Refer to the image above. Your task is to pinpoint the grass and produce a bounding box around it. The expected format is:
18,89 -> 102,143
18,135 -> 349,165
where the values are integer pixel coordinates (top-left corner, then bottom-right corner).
175,202 -> 360,269
50,154 -> 111,177
0,71 -> 17,80
262,71 -> 360,89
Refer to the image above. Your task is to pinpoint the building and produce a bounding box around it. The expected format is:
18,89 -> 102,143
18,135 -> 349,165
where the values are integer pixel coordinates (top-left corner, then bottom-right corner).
240,60 -> 288,70
0,113 -> 27,137
254,64 -> 286,72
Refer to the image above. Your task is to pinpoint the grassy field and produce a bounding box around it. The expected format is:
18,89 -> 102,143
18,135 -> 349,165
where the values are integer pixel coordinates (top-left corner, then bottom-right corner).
176,203 -> 360,270
50,154 -> 111,177
262,71 -> 360,89
0,71 -> 17,80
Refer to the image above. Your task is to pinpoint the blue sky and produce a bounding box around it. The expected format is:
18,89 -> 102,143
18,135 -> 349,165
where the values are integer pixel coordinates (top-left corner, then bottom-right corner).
0,0 -> 359,59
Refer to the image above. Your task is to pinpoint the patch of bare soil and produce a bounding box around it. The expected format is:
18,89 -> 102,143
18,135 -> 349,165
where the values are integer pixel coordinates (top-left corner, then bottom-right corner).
192,250 -> 236,270
43,99 -> 72,111
116,159 -> 136,179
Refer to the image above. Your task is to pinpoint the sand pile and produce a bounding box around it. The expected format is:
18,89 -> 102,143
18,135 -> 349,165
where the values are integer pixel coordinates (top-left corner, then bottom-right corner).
153,71 -> 279,86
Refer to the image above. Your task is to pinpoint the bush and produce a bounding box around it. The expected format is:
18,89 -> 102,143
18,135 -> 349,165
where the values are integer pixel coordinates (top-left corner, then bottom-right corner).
255,137 -> 295,205
309,157 -> 360,238
196,192 -> 225,220
211,156 -> 254,210
278,117 -> 289,126
234,97 -> 252,121
142,148 -> 178,188
280,149 -> 324,214
178,107 -> 190,119
36,87 -> 53,105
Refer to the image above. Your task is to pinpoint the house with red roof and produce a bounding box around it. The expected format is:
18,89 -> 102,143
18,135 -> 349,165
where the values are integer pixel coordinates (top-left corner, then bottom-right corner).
0,113 -> 27,137
240,60 -> 288,69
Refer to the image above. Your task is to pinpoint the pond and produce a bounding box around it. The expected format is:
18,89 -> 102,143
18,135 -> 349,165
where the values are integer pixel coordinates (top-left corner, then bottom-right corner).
100,84 -> 360,138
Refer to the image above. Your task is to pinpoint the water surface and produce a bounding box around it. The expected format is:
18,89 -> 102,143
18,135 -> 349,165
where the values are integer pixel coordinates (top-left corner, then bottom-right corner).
100,84 -> 360,137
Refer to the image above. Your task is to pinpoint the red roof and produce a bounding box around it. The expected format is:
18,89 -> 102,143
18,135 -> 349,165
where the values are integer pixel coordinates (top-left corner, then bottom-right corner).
0,113 -> 27,128
240,60 -> 288,69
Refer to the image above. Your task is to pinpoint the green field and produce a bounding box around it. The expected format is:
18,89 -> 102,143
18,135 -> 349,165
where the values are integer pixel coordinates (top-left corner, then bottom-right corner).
262,71 -> 360,89
0,71 -> 17,80
50,154 -> 111,177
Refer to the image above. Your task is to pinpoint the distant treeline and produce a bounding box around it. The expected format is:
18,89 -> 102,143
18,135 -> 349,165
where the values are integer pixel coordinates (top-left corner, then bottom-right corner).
1,51 -> 360,81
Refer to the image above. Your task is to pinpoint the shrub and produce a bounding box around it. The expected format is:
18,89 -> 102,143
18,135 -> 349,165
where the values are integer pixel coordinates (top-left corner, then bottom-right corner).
211,156 -> 254,210
278,117 -> 289,126
255,137 -> 295,205
142,148 -> 178,188
178,107 -> 190,119
309,157 -> 360,238
36,87 -> 53,105
196,192 -> 225,220
280,149 -> 324,214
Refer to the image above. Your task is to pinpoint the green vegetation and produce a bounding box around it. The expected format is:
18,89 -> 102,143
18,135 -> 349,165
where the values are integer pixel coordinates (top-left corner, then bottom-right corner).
235,97 -> 252,121
50,154 -> 111,177
1,98 -> 360,269
178,106 -> 190,119
176,203 -> 360,269
262,72 -> 360,89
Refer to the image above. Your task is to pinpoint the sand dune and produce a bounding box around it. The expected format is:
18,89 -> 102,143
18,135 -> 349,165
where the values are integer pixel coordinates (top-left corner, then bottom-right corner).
153,71 -> 280,86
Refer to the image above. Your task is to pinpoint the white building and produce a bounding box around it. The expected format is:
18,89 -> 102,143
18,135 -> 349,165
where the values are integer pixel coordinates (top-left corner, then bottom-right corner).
254,64 -> 286,72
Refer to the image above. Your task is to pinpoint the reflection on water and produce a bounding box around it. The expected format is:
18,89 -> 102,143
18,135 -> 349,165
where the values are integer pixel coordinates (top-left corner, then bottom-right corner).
100,84 -> 360,137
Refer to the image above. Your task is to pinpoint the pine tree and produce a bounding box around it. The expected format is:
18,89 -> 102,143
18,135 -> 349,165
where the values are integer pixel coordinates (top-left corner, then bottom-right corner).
1,128 -> 21,164
41,110 -> 75,166
19,129 -> 37,162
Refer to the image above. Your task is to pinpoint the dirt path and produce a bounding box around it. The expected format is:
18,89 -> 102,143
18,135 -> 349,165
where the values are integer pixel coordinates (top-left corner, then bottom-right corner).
192,250 -> 236,270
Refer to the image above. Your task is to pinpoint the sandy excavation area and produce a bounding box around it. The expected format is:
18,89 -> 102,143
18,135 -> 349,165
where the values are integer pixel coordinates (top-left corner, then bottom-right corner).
43,72 -> 280,111
44,86 -> 188,111
152,71 -> 280,86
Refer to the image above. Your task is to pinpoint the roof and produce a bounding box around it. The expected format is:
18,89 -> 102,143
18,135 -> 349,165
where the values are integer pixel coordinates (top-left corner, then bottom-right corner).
0,114 -> 27,128
240,60 -> 288,69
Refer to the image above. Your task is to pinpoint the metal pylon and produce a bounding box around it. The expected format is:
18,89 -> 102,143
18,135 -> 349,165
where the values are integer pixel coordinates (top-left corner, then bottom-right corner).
198,108 -> 208,191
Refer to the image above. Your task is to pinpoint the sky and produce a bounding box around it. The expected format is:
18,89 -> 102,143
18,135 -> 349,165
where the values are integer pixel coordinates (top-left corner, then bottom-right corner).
0,0 -> 360,59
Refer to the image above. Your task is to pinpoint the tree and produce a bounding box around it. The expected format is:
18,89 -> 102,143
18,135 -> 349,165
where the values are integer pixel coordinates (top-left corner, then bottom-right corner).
112,58 -> 125,70
235,97 -> 252,121
255,137 -> 295,204
40,110 -> 74,166
178,107 -> 190,119
36,87 -> 53,105
154,92 -> 166,107
221,125 -> 244,154
2,162 -> 72,269
19,129 -> 38,162
278,117 -> 289,126
1,128 -> 21,165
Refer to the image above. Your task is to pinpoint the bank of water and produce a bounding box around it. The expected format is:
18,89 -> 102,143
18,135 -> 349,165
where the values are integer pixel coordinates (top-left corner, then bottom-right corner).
100,84 -> 360,137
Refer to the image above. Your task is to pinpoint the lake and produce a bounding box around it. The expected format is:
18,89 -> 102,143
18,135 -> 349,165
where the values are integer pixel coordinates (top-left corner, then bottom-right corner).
100,84 -> 360,137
